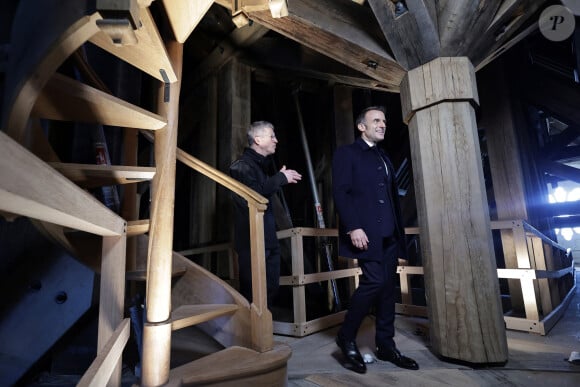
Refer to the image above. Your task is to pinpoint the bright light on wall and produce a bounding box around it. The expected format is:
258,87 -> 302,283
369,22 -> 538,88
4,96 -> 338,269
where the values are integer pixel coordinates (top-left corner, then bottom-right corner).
561,228 -> 574,241
554,186 -> 567,202
548,184 -> 580,242
568,188 -> 580,202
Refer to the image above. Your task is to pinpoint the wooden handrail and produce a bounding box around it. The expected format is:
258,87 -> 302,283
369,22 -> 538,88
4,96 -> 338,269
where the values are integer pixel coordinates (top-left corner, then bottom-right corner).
176,148 -> 268,210
140,131 -> 268,210
77,319 -> 130,387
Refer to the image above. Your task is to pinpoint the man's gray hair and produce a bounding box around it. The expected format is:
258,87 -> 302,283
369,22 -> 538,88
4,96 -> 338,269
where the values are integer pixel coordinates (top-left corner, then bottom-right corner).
247,121 -> 274,146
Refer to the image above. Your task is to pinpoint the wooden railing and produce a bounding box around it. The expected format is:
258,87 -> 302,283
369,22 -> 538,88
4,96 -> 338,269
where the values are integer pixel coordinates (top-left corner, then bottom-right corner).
77,319 -> 131,387
175,148 -> 273,351
273,220 -> 576,336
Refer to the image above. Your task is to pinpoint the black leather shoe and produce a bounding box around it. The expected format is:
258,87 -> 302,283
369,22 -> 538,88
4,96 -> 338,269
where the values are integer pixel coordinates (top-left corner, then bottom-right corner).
376,346 -> 419,370
336,335 -> 367,373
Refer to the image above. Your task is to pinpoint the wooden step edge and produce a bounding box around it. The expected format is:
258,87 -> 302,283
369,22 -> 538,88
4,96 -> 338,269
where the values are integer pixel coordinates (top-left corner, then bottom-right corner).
167,344 -> 292,387
127,219 -> 150,237
126,266 -> 186,281
171,304 -> 239,331
49,162 -> 156,189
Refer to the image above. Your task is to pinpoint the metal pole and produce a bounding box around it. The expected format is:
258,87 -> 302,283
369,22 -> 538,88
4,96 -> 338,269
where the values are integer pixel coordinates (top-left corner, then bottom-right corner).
292,91 -> 341,311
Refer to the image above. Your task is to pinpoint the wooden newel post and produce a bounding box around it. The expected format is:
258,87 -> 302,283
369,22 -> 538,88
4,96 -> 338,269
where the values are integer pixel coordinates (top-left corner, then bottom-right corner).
141,39 -> 183,386
248,202 -> 274,352
400,57 -> 508,363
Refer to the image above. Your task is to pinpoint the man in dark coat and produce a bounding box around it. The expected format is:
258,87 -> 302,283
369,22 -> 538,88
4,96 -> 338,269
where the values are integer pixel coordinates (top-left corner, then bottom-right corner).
230,121 -> 301,308
332,106 -> 419,373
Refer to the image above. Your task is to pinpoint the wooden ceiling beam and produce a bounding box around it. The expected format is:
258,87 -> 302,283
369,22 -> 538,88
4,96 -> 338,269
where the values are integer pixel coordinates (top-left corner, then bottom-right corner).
246,0 -> 405,91
32,72 -> 167,130
367,0 -> 439,70
521,71 -> 580,126
241,37 -> 395,91
472,0 -> 547,68
543,161 -> 580,184
542,125 -> 580,158
438,0 -> 503,58
180,22 -> 269,100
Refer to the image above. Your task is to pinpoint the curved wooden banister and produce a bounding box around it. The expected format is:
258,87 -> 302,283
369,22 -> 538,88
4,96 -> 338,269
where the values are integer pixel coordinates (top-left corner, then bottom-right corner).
176,148 -> 268,210
175,146 -> 272,351
141,130 -> 268,209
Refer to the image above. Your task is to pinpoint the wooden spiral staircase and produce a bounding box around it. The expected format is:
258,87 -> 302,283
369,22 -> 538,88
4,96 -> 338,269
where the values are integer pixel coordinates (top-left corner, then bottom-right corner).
0,0 -> 290,385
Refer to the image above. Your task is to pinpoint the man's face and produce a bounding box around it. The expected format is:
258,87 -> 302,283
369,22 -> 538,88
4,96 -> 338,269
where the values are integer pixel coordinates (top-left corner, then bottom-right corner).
254,126 -> 278,156
359,110 -> 386,144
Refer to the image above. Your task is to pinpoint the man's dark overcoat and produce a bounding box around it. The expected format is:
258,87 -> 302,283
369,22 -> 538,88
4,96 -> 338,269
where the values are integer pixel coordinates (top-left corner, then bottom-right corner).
332,137 -> 407,261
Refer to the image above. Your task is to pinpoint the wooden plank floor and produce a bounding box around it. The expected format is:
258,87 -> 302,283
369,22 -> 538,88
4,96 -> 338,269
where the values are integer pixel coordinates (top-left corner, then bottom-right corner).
280,270 -> 580,386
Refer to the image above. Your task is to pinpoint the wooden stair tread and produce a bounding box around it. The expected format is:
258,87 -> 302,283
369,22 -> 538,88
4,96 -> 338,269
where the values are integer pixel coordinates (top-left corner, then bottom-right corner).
171,304 -> 239,331
167,344 -> 292,386
126,267 -> 186,281
32,72 -> 167,130
0,131 -> 125,237
127,219 -> 150,237
49,163 -> 155,188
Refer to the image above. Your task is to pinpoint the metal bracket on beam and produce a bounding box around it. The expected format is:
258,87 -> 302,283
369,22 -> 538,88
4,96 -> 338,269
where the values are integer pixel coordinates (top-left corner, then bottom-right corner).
160,69 -> 170,102
96,0 -> 140,46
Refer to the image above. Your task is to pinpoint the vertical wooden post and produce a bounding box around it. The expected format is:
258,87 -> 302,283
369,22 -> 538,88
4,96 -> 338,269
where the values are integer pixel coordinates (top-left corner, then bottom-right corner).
217,58 -> 251,273
290,229 -> 306,330
248,203 -> 273,351
99,234 -> 127,386
141,39 -> 183,386
401,57 -> 507,363
187,76 -> 218,269
478,60 -> 528,313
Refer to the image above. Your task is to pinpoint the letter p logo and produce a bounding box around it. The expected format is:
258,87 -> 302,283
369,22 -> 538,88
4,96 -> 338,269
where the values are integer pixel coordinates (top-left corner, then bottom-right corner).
539,5 -> 575,42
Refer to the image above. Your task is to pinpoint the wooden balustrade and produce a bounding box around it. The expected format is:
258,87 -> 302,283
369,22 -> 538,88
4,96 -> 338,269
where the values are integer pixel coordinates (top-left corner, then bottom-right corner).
274,220 -> 576,337
175,147 -> 273,351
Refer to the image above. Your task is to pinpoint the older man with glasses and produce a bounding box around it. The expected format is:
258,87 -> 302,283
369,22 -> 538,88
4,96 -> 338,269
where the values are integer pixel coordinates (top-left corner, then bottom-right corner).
230,120 -> 302,308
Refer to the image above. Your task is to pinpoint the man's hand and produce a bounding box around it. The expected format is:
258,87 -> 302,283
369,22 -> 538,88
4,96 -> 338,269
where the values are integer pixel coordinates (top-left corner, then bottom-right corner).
349,228 -> 369,250
280,165 -> 302,183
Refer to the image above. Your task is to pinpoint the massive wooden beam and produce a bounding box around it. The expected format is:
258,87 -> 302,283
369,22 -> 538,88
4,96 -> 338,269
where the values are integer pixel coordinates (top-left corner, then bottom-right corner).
246,0 -> 405,92
478,59 -> 528,313
367,0 -> 439,70
437,0 -> 502,57
401,57 -> 508,363
543,161 -> 580,184
471,0 -> 548,68
240,37 -> 394,91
